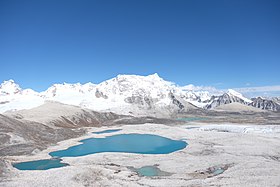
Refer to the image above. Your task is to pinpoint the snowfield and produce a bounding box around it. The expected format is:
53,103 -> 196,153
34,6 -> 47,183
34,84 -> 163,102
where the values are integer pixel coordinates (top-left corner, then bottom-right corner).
186,123 -> 280,134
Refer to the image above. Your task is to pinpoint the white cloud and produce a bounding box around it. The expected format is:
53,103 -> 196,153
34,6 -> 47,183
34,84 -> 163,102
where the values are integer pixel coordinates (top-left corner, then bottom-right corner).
181,84 -> 223,95
233,85 -> 280,98
233,85 -> 280,93
181,84 -> 280,98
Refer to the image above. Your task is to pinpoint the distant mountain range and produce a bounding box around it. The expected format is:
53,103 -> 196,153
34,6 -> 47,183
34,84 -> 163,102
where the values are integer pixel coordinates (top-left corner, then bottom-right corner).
1,74 -> 279,116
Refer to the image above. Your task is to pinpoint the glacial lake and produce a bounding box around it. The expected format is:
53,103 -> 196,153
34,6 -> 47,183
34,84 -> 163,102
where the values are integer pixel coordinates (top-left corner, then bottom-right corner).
13,134 -> 187,170
50,134 -> 187,157
129,165 -> 172,177
13,158 -> 68,170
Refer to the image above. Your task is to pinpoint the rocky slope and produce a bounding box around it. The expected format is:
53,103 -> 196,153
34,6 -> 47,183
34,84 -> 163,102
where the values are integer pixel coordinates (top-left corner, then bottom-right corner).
0,102 -> 126,156
0,101 -> 185,157
250,97 -> 280,112
205,89 -> 252,109
272,97 -> 280,105
0,113 -> 84,156
205,90 -> 280,112
5,101 -> 123,128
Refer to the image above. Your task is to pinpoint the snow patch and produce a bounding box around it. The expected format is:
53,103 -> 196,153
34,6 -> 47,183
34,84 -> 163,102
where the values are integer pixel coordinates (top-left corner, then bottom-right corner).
228,89 -> 252,103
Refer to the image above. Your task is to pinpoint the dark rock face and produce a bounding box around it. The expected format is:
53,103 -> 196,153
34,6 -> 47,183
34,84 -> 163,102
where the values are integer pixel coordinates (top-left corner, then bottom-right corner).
250,97 -> 280,112
95,89 -> 108,99
205,93 -> 251,109
272,97 -> 280,105
205,93 -> 280,112
124,95 -> 153,109
0,101 -> 9,105
169,92 -> 184,111
123,92 -> 198,116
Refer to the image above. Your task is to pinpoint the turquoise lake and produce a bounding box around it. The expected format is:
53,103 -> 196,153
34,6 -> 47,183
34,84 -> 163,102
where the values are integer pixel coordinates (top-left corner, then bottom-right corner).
13,134 -> 187,170
13,158 -> 68,170
134,166 -> 172,177
50,134 -> 187,157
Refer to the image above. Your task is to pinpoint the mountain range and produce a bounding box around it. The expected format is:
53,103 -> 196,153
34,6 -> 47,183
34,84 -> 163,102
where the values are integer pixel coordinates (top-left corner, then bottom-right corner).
1,74 -> 279,116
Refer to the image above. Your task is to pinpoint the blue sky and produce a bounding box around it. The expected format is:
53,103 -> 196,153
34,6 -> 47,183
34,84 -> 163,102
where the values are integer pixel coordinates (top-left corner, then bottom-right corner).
0,0 -> 279,93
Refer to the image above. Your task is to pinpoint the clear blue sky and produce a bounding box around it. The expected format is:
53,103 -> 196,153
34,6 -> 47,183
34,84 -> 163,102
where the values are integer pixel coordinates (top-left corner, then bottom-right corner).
0,0 -> 279,91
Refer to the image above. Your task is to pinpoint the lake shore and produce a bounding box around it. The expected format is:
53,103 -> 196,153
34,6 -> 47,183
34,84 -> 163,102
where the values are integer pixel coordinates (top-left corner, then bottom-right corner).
1,123 -> 280,187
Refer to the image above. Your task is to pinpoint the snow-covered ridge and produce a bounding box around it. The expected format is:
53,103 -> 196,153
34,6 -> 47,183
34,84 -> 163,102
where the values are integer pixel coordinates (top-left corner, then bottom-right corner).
228,89 -> 252,103
0,74 -> 208,114
205,89 -> 256,110
0,80 -> 21,95
1,74 -> 276,114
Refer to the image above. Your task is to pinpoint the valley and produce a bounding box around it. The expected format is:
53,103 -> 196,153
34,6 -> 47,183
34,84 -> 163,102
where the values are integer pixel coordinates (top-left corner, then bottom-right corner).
2,0 -> 279,186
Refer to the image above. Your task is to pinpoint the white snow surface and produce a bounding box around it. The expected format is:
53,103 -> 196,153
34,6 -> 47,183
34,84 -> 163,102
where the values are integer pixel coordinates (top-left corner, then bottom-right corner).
228,89 -> 252,103
0,74 -> 252,113
0,80 -> 21,95
196,124 -> 280,134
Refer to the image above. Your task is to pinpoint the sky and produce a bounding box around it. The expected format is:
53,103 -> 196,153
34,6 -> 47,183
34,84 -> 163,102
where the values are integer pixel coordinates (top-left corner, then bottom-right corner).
0,0 -> 280,94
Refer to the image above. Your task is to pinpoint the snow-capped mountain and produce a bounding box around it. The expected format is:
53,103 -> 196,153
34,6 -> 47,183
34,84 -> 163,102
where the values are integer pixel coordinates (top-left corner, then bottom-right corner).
0,80 -> 21,95
250,97 -> 280,112
41,82 -> 97,109
272,97 -> 280,105
205,89 -> 280,112
205,89 -> 252,109
0,74 -> 201,116
42,82 -> 96,98
0,80 -> 44,111
179,90 -> 212,108
0,74 -> 279,115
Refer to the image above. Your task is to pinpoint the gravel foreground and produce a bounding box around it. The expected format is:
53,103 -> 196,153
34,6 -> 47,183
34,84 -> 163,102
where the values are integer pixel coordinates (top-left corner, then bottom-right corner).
1,123 -> 280,187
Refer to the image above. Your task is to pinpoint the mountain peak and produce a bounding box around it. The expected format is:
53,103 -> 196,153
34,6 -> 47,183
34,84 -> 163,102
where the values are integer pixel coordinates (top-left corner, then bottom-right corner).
0,79 -> 22,95
228,89 -> 241,96
147,73 -> 161,79
115,73 -> 162,80
227,89 -> 252,103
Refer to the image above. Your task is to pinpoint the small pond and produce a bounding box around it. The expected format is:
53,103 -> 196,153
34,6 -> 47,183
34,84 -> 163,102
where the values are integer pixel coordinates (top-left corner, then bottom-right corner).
13,158 -> 68,170
212,168 -> 225,175
130,165 -> 172,177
